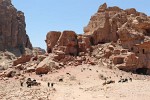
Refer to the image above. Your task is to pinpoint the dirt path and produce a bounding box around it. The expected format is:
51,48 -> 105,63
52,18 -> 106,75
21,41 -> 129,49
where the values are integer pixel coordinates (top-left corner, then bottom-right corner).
1,64 -> 150,100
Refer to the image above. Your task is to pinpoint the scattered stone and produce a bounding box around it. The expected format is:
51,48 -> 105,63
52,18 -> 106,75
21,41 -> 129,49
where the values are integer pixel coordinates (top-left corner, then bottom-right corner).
103,80 -> 115,85
59,78 -> 63,82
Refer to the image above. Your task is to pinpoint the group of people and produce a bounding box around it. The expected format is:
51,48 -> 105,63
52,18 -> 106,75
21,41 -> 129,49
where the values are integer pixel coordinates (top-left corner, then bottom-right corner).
20,78 -> 55,88
20,78 -> 41,88
47,82 -> 54,88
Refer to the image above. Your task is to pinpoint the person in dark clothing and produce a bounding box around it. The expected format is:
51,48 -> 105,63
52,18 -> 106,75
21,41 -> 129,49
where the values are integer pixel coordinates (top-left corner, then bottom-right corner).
48,82 -> 50,87
51,83 -> 54,88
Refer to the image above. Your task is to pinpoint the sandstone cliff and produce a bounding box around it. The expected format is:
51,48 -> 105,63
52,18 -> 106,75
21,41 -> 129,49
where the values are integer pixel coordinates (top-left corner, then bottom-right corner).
85,3 -> 150,73
46,3 -> 150,74
0,0 -> 32,56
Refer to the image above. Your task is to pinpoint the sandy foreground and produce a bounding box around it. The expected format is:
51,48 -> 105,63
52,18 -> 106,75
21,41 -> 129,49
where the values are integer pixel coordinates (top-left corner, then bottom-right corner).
0,64 -> 150,100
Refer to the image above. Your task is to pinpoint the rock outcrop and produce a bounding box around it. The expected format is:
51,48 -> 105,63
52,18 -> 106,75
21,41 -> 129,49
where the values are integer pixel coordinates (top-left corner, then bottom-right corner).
45,3 -> 150,74
83,3 -> 150,73
46,31 -> 61,53
33,47 -> 46,55
35,56 -> 59,74
45,30 -> 92,57
0,0 -> 32,56
13,55 -> 32,66
53,31 -> 78,56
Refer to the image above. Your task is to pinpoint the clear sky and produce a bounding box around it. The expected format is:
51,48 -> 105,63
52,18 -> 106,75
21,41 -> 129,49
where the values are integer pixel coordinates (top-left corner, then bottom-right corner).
12,0 -> 150,50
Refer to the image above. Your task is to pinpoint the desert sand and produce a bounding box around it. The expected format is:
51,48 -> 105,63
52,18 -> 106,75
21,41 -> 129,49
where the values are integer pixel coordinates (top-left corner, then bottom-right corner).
1,64 -> 150,100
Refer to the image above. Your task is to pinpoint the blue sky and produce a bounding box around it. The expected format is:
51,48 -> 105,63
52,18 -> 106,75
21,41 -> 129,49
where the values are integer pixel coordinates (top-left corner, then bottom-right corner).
12,0 -> 150,49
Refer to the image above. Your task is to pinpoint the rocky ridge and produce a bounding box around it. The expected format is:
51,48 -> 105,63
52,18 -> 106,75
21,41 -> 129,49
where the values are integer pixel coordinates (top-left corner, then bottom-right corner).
45,3 -> 150,74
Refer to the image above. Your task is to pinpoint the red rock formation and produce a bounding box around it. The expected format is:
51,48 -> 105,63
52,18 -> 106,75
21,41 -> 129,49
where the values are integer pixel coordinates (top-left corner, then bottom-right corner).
13,55 -> 32,66
77,35 -> 91,53
45,3 -> 150,73
35,56 -> 59,74
83,3 -> 150,72
0,0 -> 32,56
45,31 -> 61,53
46,30 -> 86,56
56,31 -> 78,56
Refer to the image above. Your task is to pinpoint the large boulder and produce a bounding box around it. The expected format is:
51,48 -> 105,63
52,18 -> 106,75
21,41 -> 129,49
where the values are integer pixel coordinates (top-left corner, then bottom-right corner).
35,56 -> 59,74
112,56 -> 125,65
0,0 -> 32,56
124,53 -> 139,68
45,31 -> 61,53
77,35 -> 91,53
56,31 -> 78,56
13,55 -> 32,66
46,30 -> 78,56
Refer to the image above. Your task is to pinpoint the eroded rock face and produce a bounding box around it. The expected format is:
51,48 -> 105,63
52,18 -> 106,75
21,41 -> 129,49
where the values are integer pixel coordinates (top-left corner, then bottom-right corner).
46,31 -> 61,53
35,56 -> 59,74
45,30 -> 93,59
33,47 -> 46,55
46,30 -> 88,56
13,55 -> 32,66
77,35 -> 91,53
83,3 -> 150,72
45,3 -> 150,73
55,31 -> 78,56
0,0 -> 32,56
84,3 -> 125,44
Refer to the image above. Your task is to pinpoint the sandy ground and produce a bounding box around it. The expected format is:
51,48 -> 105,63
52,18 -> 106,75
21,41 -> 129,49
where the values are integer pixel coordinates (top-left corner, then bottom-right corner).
1,64 -> 150,100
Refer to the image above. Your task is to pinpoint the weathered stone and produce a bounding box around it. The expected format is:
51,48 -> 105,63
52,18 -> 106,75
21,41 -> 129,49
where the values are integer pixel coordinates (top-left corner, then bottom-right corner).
103,49 -> 112,58
112,56 -> 125,65
121,49 -> 128,54
0,0 -> 32,56
35,56 -> 59,74
33,47 -> 46,55
108,45 -> 114,51
53,50 -> 65,61
124,53 -> 139,68
15,64 -> 24,70
117,27 -> 144,49
44,3 -> 150,73
46,30 -> 79,56
4,69 -> 16,77
26,67 -> 35,73
56,31 -> 78,56
125,8 -> 137,15
97,3 -> 107,12
78,35 -> 91,53
13,55 -> 32,66
113,49 -> 121,55
45,31 -> 61,53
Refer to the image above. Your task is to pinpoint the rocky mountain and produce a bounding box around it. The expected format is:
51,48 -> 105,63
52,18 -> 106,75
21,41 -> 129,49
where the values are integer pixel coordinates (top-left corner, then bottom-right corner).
0,0 -> 32,56
45,3 -> 150,74
1,2 -> 150,100
84,3 -> 150,73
